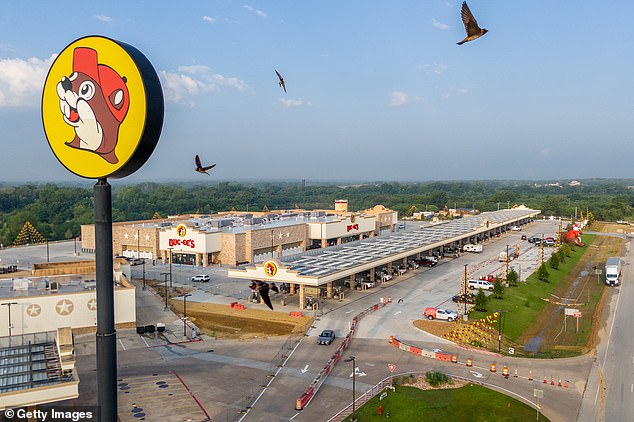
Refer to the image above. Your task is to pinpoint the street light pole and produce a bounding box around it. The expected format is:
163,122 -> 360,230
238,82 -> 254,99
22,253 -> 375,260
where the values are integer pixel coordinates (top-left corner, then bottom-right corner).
345,356 -> 356,421
137,229 -> 140,259
167,247 -> 173,288
142,259 -> 146,290
46,238 -> 49,263
1,302 -> 18,337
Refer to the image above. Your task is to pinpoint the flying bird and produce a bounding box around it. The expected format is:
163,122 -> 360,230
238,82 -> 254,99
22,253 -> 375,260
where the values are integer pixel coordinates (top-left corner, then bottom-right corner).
457,1 -> 488,45
195,155 -> 216,175
250,280 -> 278,310
275,69 -> 286,93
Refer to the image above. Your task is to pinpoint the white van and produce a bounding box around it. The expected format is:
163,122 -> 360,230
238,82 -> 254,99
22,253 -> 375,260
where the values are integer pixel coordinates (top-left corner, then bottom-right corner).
463,244 -> 483,253
468,279 -> 494,291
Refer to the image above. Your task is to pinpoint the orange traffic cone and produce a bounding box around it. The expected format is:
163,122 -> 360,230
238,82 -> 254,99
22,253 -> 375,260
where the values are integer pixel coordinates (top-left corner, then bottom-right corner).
528,370 -> 533,381
490,363 -> 497,373
514,368 -> 518,378
503,365 -> 509,378
558,378 -> 562,387
551,376 -> 555,386
543,376 -> 547,384
466,357 -> 473,367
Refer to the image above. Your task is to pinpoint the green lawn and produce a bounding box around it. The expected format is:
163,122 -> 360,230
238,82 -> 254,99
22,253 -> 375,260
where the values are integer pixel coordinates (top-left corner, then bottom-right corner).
343,384 -> 549,421
469,235 -> 596,342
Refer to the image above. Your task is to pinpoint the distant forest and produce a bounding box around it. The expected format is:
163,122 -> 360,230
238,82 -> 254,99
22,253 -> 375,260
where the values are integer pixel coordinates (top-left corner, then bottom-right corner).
1,179 -> 633,245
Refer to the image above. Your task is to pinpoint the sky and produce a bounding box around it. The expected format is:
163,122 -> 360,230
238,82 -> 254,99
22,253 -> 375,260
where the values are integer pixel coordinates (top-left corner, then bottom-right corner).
1,1 -> 633,183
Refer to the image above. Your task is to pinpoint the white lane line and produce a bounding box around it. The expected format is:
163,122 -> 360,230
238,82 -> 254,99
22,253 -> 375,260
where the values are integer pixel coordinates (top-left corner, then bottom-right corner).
118,338 -> 126,351
140,335 -> 150,348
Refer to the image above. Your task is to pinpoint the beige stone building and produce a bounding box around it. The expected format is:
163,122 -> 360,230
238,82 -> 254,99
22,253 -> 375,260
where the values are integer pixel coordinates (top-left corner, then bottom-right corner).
81,202 -> 399,267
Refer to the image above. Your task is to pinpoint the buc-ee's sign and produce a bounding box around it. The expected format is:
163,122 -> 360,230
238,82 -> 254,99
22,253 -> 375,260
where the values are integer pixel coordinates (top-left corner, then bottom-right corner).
42,36 -> 164,179
168,238 -> 196,248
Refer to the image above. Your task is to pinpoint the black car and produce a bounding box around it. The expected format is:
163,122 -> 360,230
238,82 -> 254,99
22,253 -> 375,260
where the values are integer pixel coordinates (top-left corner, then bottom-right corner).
452,293 -> 476,304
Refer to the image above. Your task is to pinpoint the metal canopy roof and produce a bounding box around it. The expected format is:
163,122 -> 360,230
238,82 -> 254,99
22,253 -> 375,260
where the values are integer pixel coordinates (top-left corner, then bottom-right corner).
230,209 -> 539,285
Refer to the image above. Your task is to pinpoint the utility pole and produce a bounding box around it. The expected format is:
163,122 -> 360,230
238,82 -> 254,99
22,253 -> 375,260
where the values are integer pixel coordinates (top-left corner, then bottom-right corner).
540,234 -> 545,265
344,356 -> 357,421
160,273 -> 169,310
167,247 -> 173,288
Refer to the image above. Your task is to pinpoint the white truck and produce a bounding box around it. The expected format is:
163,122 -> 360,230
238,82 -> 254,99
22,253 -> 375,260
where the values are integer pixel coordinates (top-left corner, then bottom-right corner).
605,257 -> 622,286
463,244 -> 483,253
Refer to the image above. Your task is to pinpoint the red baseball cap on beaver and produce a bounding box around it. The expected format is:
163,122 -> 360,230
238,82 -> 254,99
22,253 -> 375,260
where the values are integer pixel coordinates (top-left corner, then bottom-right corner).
72,47 -> 130,123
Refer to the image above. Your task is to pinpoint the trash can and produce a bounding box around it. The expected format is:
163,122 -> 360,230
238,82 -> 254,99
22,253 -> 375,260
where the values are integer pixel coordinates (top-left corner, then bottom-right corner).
145,324 -> 156,334
136,326 -> 146,335
156,323 -> 165,333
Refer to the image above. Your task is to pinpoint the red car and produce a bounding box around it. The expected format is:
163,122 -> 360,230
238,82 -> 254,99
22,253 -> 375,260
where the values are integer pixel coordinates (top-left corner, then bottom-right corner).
479,275 -> 495,282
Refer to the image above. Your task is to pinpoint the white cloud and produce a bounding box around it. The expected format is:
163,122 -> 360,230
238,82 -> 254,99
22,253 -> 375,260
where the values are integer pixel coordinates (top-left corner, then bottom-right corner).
0,55 -> 56,107
423,63 -> 447,75
441,87 -> 468,99
538,147 -> 552,159
243,5 -> 267,18
202,15 -> 216,24
95,14 -> 113,23
159,66 -> 247,104
280,98 -> 308,107
389,91 -> 409,107
432,19 -> 450,30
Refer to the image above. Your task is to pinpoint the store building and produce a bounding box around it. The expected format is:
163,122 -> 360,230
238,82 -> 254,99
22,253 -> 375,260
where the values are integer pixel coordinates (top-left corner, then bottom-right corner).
81,202 -> 399,267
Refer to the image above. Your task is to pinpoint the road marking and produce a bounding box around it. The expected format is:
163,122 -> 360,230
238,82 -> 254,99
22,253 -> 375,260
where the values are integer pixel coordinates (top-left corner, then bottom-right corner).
350,367 -> 367,377
301,364 -> 309,374
118,338 -> 126,351
393,311 -> 402,316
289,413 -> 300,420
140,335 -> 149,348
470,371 -> 484,379
345,310 -> 352,314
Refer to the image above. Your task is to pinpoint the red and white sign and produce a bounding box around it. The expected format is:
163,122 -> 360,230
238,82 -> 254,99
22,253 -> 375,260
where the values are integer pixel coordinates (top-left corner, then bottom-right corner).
573,312 -> 582,318
346,223 -> 359,232
388,363 -> 396,373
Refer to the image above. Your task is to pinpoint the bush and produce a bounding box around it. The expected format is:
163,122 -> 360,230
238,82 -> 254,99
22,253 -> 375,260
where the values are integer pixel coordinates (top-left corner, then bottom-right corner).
474,289 -> 487,311
507,269 -> 518,286
493,279 -> 504,299
549,253 -> 560,269
425,370 -> 450,387
538,263 -> 550,281
561,243 -> 572,257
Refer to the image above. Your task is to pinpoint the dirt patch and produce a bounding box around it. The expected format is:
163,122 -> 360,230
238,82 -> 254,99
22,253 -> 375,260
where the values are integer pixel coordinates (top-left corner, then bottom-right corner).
413,319 -> 458,338
169,300 -> 313,339
397,374 -> 468,391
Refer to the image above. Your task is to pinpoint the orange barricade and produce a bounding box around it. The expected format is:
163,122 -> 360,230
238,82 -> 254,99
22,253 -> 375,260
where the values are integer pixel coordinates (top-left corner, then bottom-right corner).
466,357 -> 473,367
451,354 -> 458,363
490,363 -> 497,373
436,353 -> 451,362
514,369 -> 518,378
410,347 -> 422,356
551,376 -> 555,385
289,311 -> 303,317
502,365 -> 509,378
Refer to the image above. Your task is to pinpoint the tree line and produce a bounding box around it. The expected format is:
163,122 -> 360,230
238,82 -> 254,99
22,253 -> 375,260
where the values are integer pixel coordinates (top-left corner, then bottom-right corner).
1,179 -> 633,245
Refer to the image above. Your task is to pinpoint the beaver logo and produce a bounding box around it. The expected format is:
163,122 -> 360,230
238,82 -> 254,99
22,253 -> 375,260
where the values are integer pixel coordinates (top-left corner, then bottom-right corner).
56,47 -> 129,164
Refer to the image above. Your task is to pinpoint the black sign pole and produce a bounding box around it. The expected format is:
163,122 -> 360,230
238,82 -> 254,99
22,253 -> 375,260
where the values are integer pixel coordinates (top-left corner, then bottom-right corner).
94,178 -> 117,421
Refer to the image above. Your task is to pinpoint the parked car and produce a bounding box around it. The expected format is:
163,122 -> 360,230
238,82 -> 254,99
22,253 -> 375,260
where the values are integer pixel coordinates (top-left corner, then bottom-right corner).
479,275 -> 495,282
528,236 -> 542,244
424,307 -> 458,322
543,239 -> 555,247
452,293 -> 476,304
468,279 -> 494,291
511,225 -> 521,231
379,272 -> 393,282
191,274 -> 210,282
317,329 -> 336,345
128,258 -> 145,266
418,258 -> 437,267
363,281 -> 376,289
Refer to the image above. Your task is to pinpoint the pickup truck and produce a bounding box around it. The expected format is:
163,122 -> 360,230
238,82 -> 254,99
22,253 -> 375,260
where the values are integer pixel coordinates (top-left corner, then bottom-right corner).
317,330 -> 336,345
424,307 -> 458,322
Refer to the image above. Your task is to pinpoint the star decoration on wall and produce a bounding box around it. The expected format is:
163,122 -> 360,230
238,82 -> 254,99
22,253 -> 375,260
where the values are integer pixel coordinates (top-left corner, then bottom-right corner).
27,304 -> 41,317
87,298 -> 97,311
56,299 -> 74,316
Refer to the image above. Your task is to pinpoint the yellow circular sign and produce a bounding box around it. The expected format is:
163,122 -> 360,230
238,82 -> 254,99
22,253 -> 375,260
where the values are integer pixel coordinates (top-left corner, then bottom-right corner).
176,224 -> 187,237
42,36 -> 163,179
264,261 -> 278,277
